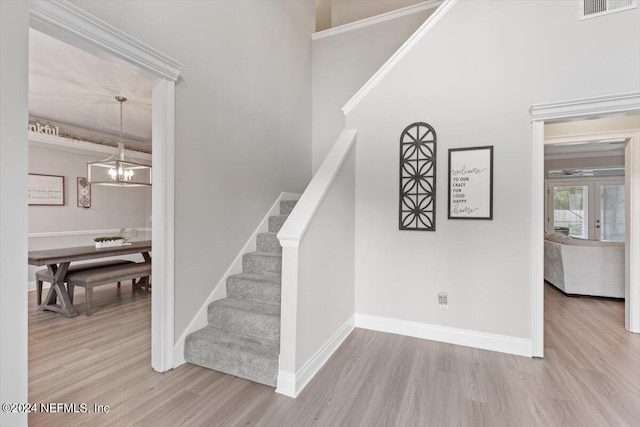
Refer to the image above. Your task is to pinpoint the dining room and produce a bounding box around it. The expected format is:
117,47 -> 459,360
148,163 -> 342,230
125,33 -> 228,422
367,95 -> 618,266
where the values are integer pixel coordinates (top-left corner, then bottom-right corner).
27,28 -> 153,321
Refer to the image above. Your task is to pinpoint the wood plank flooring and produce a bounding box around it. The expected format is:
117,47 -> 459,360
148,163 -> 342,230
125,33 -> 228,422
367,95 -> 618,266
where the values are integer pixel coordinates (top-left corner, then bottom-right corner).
28,283 -> 640,426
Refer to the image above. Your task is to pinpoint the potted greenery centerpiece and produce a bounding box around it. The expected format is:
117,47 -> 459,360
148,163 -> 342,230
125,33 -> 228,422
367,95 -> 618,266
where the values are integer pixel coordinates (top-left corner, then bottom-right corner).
94,236 -> 124,248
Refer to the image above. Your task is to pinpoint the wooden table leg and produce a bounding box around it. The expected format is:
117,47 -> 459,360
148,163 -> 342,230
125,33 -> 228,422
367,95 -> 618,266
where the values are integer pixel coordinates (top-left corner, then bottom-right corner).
38,262 -> 78,318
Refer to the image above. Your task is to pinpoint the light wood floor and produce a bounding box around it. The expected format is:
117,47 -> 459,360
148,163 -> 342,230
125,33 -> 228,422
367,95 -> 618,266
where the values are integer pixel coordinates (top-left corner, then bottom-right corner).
28,283 -> 640,427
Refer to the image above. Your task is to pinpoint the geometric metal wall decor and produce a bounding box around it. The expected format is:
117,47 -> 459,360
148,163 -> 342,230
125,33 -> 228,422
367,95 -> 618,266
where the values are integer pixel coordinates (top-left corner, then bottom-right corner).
399,122 -> 437,231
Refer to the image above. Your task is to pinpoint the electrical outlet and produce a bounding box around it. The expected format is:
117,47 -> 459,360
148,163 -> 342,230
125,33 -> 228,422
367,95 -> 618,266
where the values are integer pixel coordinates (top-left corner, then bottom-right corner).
438,292 -> 448,308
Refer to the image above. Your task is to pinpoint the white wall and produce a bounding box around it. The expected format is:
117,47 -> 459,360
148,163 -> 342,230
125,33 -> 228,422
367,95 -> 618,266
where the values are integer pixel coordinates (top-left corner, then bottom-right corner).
0,1 -> 29,425
68,0 -> 315,340
332,0 -> 425,27
313,8 -> 433,171
345,1 -> 640,343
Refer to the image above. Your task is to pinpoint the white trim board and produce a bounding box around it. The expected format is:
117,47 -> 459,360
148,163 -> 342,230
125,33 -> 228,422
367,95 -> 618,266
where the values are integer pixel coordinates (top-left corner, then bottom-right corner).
29,228 -> 152,239
312,0 -> 442,40
173,192 -> 301,368
342,0 -> 457,115
355,314 -> 531,357
544,151 -> 625,161
276,315 -> 355,398
28,0 -> 182,373
29,132 -> 152,162
531,93 -> 640,357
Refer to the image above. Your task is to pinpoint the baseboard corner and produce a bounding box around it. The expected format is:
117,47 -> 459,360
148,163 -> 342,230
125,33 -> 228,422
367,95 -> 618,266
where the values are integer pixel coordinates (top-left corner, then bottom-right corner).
275,371 -> 296,398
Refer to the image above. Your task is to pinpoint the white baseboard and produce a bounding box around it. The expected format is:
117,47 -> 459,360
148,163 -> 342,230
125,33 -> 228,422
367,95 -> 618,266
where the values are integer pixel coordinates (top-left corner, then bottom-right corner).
274,371 -> 296,398
276,315 -> 355,398
355,313 -> 531,357
173,192 -> 301,368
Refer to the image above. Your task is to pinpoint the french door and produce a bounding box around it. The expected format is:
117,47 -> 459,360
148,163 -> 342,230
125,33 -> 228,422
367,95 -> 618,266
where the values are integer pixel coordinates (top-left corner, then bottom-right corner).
546,178 -> 625,241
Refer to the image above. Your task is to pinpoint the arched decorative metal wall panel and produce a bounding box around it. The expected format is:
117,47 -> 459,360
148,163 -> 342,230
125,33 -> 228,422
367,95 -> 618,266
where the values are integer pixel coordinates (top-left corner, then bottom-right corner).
399,122 -> 437,231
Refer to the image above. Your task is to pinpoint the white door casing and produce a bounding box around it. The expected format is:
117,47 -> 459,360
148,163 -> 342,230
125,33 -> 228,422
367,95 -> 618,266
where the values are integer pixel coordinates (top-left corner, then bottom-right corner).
531,92 -> 640,358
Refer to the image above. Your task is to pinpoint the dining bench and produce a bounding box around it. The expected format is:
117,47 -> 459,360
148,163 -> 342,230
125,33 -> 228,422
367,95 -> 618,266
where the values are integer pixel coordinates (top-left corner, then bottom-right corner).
67,262 -> 152,316
35,259 -> 135,305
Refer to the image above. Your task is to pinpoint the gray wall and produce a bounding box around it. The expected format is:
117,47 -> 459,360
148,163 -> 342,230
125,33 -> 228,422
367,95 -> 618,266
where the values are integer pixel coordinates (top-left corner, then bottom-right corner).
312,9 -> 433,171
345,1 -> 640,339
69,0 -> 315,340
28,145 -> 151,234
0,1 -> 29,424
332,0 -> 425,27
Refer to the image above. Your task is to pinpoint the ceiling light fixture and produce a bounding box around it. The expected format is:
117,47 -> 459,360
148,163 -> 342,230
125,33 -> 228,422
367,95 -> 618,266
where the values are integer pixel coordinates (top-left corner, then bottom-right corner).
87,96 -> 152,187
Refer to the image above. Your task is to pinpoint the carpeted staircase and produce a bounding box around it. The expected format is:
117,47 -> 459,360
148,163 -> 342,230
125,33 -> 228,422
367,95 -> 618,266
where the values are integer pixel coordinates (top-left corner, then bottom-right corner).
184,199 -> 297,387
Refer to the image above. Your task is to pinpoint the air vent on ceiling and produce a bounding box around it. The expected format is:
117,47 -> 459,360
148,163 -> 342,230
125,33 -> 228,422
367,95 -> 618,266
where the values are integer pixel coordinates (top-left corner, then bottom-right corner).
580,0 -> 637,19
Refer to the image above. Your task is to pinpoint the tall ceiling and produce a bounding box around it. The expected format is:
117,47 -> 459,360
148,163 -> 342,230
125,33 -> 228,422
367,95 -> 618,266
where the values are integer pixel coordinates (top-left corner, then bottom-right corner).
28,29 -> 152,152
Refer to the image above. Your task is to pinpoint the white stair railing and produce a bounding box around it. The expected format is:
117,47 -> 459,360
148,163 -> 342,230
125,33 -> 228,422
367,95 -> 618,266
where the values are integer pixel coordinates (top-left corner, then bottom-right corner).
276,129 -> 357,397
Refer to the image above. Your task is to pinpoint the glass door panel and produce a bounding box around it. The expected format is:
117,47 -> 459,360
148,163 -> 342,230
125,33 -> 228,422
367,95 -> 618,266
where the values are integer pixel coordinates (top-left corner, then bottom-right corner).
552,186 -> 588,238
597,183 -> 625,242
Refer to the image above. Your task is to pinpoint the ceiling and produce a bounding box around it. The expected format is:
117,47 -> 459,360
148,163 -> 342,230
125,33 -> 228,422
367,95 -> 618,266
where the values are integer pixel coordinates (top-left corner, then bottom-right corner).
29,29 -> 152,152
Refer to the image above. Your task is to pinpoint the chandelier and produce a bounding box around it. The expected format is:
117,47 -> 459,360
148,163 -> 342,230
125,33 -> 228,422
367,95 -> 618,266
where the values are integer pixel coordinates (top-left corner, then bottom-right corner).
87,96 -> 152,187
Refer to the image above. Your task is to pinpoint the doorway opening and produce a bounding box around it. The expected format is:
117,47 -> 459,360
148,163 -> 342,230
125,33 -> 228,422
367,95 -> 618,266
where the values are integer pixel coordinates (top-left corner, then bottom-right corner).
530,93 -> 640,357
28,1 -> 182,371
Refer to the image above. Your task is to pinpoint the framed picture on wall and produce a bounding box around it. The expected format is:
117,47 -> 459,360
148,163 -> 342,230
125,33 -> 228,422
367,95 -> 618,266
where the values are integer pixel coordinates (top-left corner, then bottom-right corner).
28,173 -> 65,206
448,146 -> 493,220
77,177 -> 91,208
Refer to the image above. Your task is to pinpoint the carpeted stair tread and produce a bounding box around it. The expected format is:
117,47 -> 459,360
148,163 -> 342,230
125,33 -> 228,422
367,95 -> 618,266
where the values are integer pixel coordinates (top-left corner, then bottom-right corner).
227,273 -> 281,305
257,232 -> 282,253
208,297 -> 280,340
268,215 -> 289,233
279,200 -> 297,216
184,325 -> 278,387
242,251 -> 282,276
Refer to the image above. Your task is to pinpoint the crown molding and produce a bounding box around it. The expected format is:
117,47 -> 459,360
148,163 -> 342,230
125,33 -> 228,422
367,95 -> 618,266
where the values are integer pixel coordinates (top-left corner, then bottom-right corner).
531,92 -> 640,123
29,0 -> 183,82
312,0 -> 442,41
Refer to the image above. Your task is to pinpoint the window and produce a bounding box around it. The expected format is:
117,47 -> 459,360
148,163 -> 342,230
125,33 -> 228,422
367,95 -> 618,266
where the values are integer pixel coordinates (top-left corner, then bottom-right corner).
599,184 -> 625,241
546,179 -> 625,241
552,185 -> 588,238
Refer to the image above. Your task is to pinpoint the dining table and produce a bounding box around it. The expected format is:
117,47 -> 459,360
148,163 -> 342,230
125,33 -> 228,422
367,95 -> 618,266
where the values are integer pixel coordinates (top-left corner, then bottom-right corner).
28,240 -> 151,318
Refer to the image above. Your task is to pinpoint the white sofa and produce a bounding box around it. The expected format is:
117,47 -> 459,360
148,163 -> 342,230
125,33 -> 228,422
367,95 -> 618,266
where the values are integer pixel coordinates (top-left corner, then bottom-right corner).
544,233 -> 624,298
